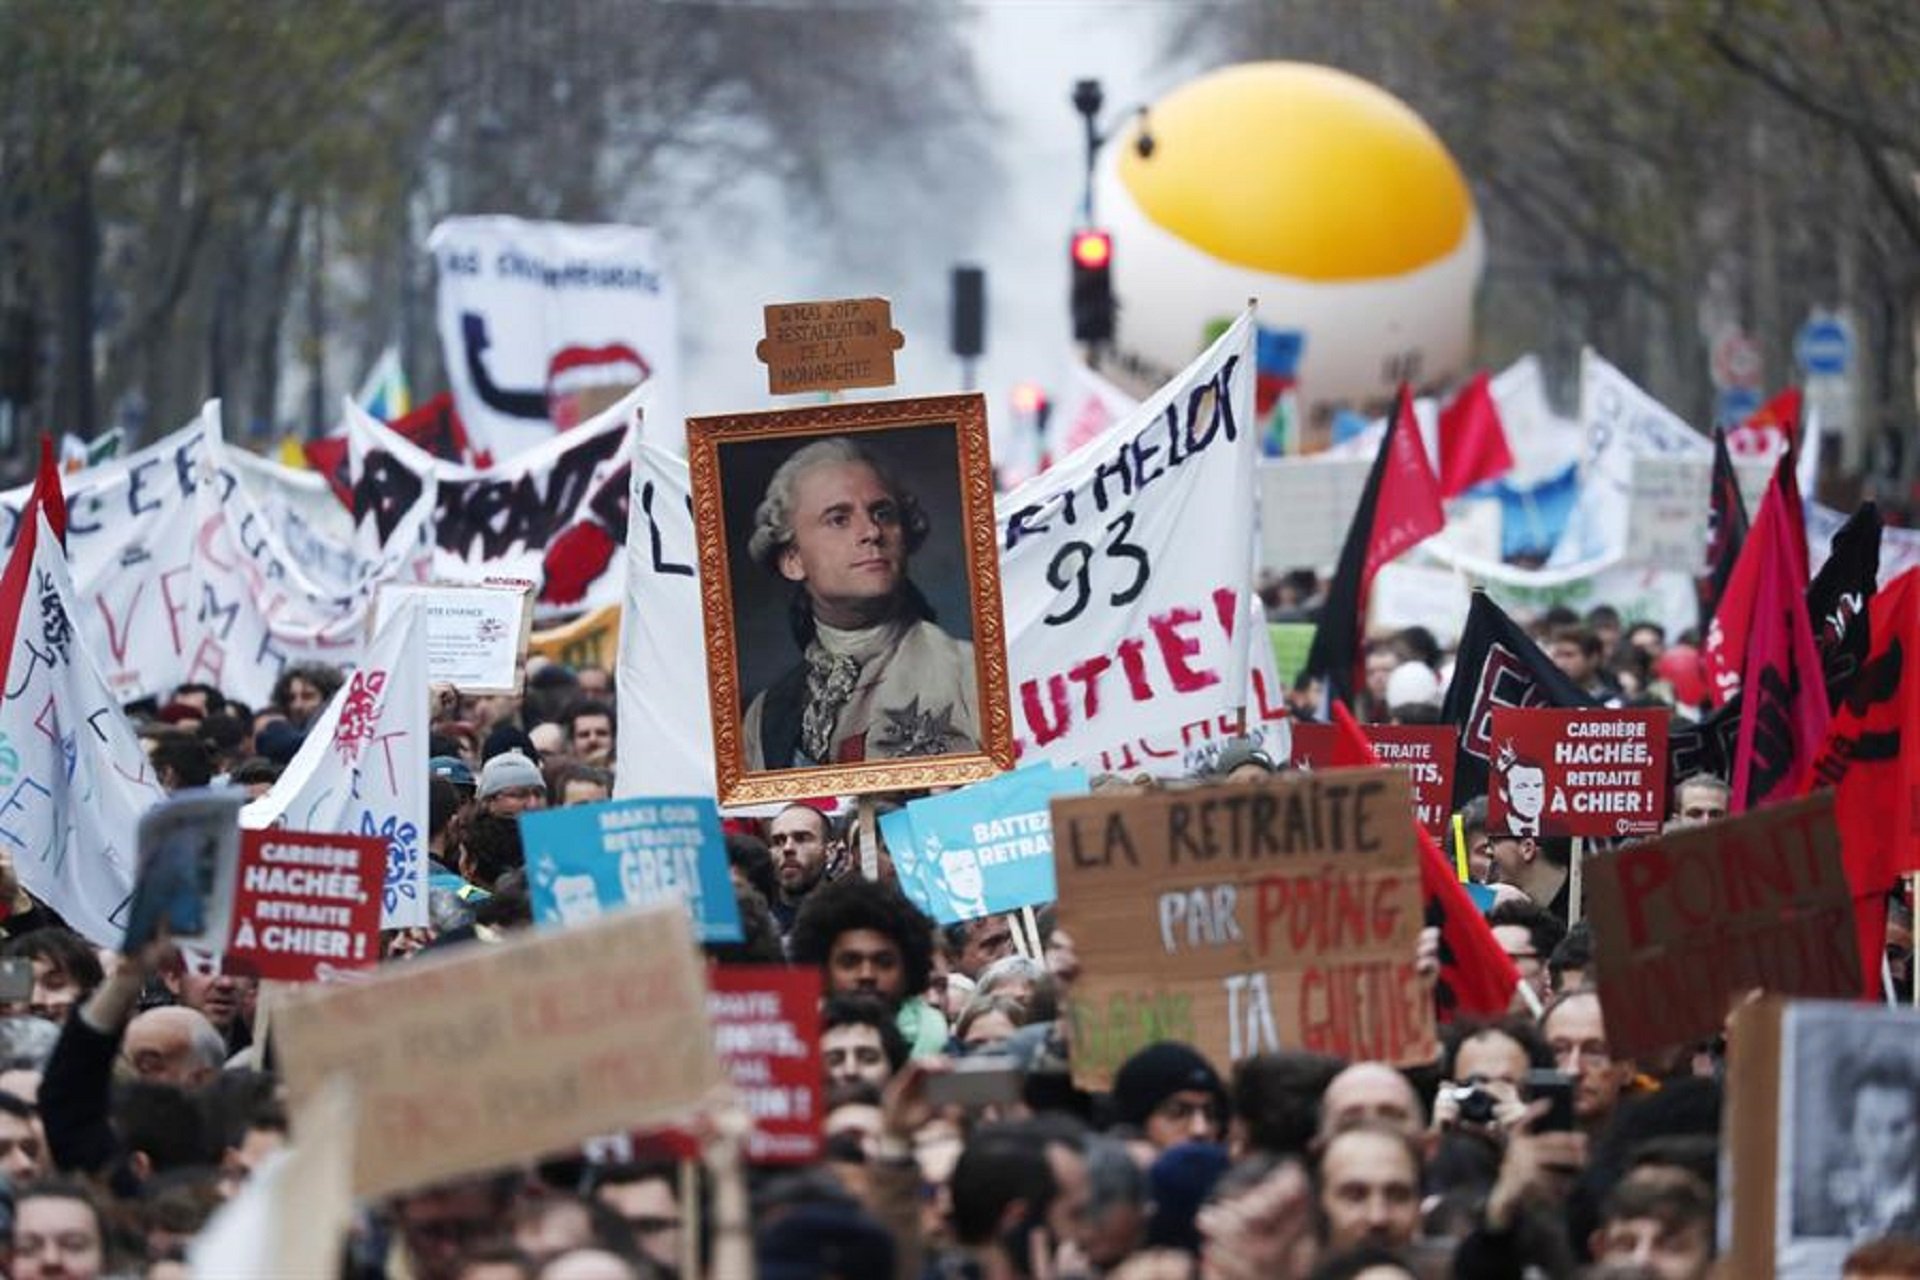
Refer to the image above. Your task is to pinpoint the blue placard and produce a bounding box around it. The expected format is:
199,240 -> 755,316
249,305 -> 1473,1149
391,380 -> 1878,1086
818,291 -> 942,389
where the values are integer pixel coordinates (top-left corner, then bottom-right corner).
522,797 -> 743,942
898,764 -> 1090,923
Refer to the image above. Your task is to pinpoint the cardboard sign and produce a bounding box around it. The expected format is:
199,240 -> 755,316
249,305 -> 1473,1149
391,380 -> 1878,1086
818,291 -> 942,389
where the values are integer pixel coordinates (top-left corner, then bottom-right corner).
883,763 -> 1088,924
1486,707 -> 1668,838
754,297 -> 904,396
1052,769 -> 1434,1089
225,831 -> 386,982
377,583 -> 533,694
706,967 -> 822,1165
1288,724 -> 1457,841
1723,998 -> 1920,1277
521,797 -> 743,943
275,904 -> 726,1198
1584,792 -> 1858,1060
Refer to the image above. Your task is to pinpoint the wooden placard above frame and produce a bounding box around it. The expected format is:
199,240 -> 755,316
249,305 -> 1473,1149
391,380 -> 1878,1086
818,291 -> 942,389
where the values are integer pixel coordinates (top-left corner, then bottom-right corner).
686,393 -> 1013,805
754,297 -> 905,396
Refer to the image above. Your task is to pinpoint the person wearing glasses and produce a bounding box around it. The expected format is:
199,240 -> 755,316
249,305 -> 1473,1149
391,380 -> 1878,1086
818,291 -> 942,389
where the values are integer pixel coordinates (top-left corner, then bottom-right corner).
1539,989 -> 1636,1136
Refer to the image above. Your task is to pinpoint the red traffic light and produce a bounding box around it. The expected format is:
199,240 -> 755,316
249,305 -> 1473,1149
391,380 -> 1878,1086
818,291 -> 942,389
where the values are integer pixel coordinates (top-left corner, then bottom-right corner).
1011,381 -> 1047,415
1071,230 -> 1112,271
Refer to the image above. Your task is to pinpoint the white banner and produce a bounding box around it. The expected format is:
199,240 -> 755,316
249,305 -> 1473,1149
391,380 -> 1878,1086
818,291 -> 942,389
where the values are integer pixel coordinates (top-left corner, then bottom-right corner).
347,389 -> 641,620
242,594 -> 429,929
1550,349 -> 1710,566
0,506 -> 164,943
1418,535 -> 1699,640
998,310 -> 1258,764
1081,594 -> 1291,780
1258,456 -> 1373,572
613,440 -> 714,799
429,216 -> 679,461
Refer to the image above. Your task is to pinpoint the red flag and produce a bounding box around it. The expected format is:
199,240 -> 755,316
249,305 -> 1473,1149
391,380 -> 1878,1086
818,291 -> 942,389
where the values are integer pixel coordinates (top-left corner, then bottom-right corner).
1726,387 -> 1803,460
1305,387 -> 1446,706
0,440 -> 65,665
1704,452 -> 1808,706
1437,371 -> 1514,498
1330,701 -> 1519,1020
1728,502 -> 1829,812
1812,568 -> 1920,995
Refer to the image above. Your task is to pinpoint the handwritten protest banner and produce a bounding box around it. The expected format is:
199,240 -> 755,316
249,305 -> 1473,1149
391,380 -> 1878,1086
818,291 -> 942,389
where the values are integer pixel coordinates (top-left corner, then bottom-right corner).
1487,707 -> 1668,838
706,967 -> 822,1164
1584,792 -> 1858,1060
225,831 -> 385,982
884,764 -> 1087,923
1291,724 -> 1457,840
521,797 -> 741,943
999,312 -> 1257,764
1053,769 -> 1433,1089
275,904 -> 726,1197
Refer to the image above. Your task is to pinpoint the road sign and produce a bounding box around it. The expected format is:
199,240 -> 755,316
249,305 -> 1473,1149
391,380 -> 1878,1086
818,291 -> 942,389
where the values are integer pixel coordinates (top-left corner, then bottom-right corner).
1710,326 -> 1764,391
1794,312 -> 1852,378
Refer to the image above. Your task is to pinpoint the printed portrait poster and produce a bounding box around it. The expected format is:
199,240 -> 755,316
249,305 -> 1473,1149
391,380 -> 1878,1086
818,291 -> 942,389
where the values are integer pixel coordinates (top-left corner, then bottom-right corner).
1290,723 -> 1457,841
1723,998 -> 1920,1277
1486,707 -> 1668,838
520,797 -> 743,944
1053,768 -> 1434,1090
686,394 -> 1014,805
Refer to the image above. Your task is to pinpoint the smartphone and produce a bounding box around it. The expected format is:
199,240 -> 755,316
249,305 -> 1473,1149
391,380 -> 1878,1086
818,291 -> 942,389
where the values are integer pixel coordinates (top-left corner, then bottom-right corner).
0,958 -> 31,1004
925,1059 -> 1025,1109
1526,1069 -> 1577,1132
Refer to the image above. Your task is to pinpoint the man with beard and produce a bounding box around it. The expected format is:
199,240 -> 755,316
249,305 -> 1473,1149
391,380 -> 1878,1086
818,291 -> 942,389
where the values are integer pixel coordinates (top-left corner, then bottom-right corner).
767,803 -> 837,936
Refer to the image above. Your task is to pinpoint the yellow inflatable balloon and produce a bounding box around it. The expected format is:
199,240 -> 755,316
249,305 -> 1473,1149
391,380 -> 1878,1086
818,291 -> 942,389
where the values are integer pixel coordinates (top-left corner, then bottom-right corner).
1098,62 -> 1483,430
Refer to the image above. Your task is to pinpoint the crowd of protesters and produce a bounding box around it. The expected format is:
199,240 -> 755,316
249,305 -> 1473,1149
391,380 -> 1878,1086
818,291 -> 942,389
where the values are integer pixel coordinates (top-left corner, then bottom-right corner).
0,606 -> 1914,1280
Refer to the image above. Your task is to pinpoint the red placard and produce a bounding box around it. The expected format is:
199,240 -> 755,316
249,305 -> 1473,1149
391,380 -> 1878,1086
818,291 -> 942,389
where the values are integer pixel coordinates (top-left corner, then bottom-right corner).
1289,723 -> 1457,840
617,966 -> 824,1166
226,830 -> 386,982
1486,708 -> 1668,838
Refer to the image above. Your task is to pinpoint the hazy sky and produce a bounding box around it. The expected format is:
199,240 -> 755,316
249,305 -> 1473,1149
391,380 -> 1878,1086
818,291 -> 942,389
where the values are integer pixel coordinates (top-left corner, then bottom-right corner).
673,1 -> 1191,442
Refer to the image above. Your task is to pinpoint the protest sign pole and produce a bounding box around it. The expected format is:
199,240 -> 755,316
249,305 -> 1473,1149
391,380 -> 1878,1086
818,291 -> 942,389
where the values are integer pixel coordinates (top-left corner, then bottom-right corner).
858,796 -> 879,882
1570,837 -> 1584,925
679,1159 -> 701,1280
1021,905 -> 1043,962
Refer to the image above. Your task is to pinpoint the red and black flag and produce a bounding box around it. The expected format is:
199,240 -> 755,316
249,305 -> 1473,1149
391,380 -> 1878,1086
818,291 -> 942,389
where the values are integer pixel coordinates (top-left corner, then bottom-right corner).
1440,591 -> 1594,806
1698,425 -> 1749,630
1329,701 -> 1519,1021
1704,444 -> 1809,707
1806,502 -> 1881,710
1304,386 -> 1445,708
1812,567 -> 1920,995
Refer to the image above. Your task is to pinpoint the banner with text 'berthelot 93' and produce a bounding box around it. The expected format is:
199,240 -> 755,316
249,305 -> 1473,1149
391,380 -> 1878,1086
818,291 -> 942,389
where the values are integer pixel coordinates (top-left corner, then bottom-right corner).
429,216 -> 680,462
998,312 -> 1256,765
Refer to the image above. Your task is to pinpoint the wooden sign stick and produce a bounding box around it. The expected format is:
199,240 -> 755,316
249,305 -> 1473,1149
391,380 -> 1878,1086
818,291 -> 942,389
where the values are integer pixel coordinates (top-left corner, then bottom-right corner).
858,795 -> 879,882
1570,836 -> 1585,925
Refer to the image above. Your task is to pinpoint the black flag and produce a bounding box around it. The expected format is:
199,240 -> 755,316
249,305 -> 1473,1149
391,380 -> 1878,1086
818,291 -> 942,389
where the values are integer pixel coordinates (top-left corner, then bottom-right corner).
1440,591 -> 1596,806
1699,425 -> 1749,629
1807,502 -> 1881,710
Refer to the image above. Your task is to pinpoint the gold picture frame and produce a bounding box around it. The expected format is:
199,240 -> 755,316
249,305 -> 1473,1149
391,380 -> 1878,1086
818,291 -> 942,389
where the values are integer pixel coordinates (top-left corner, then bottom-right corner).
686,393 -> 1014,805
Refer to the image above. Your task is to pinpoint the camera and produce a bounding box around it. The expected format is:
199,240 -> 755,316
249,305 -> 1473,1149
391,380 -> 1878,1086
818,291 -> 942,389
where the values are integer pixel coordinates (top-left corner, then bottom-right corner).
1447,1084 -> 1498,1126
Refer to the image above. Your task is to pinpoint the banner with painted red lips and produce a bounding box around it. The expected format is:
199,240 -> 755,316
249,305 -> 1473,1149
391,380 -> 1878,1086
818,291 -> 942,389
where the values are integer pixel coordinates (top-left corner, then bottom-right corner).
429,215 -> 679,461
1487,707 -> 1669,838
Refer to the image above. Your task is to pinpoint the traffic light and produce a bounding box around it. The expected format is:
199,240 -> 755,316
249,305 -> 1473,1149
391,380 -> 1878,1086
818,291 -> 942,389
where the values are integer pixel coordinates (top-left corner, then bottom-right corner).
1070,229 -> 1114,344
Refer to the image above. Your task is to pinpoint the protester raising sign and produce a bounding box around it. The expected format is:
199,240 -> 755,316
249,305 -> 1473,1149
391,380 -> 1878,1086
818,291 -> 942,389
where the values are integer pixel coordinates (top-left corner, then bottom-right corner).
275,903 -> 726,1198
1584,792 -> 1859,1060
429,216 -> 681,460
1486,708 -> 1668,838
0,450 -> 163,943
881,763 -> 1087,924
1290,723 -> 1457,841
998,311 -> 1257,765
521,796 -> 742,943
1053,768 -> 1434,1089
241,594 -> 430,930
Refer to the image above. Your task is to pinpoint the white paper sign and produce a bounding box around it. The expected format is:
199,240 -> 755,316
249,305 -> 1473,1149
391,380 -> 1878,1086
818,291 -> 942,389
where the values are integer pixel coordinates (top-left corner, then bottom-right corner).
377,583 -> 529,693
1258,456 -> 1373,572
998,311 -> 1258,764
429,216 -> 680,461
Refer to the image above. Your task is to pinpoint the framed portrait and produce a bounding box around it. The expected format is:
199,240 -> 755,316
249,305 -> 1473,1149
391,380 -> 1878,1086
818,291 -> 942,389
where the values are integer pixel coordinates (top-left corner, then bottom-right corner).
686,393 -> 1014,805
1724,997 -> 1920,1276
